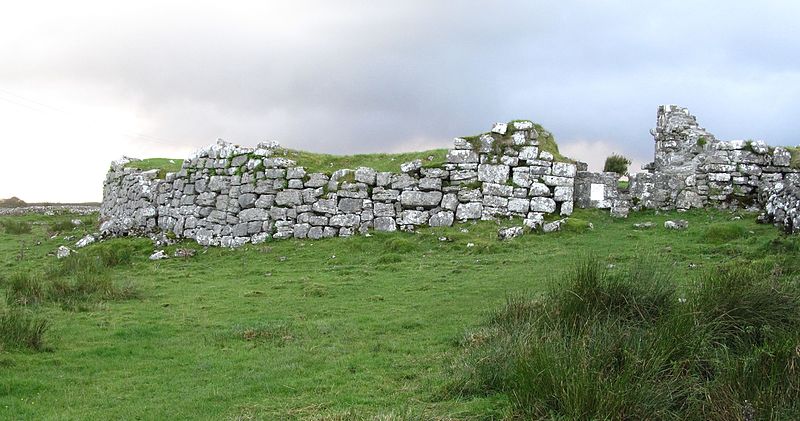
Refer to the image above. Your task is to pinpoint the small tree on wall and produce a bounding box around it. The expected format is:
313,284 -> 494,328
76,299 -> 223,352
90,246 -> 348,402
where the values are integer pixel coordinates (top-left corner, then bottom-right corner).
604,154 -> 631,176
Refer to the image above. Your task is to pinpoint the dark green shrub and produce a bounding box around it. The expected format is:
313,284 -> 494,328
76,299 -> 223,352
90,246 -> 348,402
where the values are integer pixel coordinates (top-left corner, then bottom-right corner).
0,220 -> 31,235
0,309 -> 48,351
603,154 -> 631,176
48,219 -> 76,233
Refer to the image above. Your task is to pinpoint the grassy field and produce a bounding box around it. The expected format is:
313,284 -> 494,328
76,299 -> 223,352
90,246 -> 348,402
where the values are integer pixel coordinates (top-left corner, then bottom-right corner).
0,209 -> 797,419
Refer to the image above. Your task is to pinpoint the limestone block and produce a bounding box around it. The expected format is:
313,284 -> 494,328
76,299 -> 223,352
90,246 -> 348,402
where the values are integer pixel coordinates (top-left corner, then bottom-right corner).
418,177 -> 443,191
275,190 -> 303,206
478,164 -> 510,184
399,210 -> 429,225
355,167 -> 377,185
441,193 -> 459,211
429,210 -> 454,227
530,197 -> 557,213
373,217 -> 397,232
447,149 -> 479,164
456,202 -> 483,220
312,198 -> 338,214
330,214 -> 360,227
482,183 -> 513,197
399,190 -> 443,208
508,198 -> 530,214
552,162 -> 577,178
337,198 -> 363,213
554,186 -> 574,202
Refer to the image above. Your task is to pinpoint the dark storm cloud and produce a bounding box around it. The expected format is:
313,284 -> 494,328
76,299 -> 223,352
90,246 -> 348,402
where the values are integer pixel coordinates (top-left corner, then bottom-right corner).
4,0 -> 800,169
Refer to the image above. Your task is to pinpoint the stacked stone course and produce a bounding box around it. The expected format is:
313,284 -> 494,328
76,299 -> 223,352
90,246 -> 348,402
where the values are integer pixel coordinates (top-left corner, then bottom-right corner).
101,121 -> 578,247
629,105 -> 799,211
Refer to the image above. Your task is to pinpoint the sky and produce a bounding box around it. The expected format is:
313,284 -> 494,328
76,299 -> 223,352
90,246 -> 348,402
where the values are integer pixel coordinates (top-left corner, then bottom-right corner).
1,1 -> 799,202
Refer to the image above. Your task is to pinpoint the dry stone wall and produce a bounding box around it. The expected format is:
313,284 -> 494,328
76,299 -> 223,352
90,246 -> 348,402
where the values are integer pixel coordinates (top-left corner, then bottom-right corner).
761,181 -> 800,233
572,105 -> 799,222
100,121 -> 578,246
629,105 -> 799,211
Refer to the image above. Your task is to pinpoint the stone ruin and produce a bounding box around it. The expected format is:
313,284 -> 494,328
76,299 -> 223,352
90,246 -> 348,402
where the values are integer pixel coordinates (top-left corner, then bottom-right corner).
573,105 -> 799,230
99,106 -> 800,246
100,121 -> 581,247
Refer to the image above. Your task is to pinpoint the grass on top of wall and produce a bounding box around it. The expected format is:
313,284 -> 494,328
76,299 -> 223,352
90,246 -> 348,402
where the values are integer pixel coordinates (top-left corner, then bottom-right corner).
787,146 -> 800,169
122,149 -> 450,176
273,148 -> 449,174
122,158 -> 183,178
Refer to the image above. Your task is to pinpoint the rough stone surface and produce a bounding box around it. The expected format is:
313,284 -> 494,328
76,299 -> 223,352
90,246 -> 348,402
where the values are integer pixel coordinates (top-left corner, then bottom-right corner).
498,226 -> 524,240
665,220 -> 689,230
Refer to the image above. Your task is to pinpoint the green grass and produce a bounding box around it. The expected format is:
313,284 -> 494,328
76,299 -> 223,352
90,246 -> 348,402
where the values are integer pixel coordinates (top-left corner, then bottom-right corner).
274,148 -> 448,174
123,158 -> 183,178
787,146 -> 800,169
0,220 -> 31,235
0,208 -> 794,418
0,309 -> 48,352
446,255 -> 800,419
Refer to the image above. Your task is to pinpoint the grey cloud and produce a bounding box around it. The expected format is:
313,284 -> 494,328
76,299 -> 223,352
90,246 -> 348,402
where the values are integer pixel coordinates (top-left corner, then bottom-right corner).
3,0 -> 800,169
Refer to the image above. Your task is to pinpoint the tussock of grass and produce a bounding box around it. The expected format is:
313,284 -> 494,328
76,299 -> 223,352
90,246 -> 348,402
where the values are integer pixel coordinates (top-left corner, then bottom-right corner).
703,222 -> 747,243
445,256 -> 800,419
5,240 -> 145,310
48,219 -> 77,233
0,220 -> 32,235
0,309 -> 49,352
5,272 -> 47,306
561,218 -> 593,233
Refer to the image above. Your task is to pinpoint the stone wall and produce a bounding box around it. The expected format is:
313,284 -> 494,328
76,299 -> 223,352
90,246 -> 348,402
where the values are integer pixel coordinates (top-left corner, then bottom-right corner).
100,121 -> 578,246
628,105 -> 799,211
761,181 -> 800,234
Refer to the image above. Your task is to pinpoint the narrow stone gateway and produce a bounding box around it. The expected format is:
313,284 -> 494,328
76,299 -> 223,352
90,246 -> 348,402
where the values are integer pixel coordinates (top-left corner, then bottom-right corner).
99,106 -> 800,246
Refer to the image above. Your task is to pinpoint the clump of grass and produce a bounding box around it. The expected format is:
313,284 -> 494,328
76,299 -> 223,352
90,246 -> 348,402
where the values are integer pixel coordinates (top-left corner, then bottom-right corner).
5,272 -> 47,306
238,322 -> 294,344
693,262 -> 800,349
703,222 -> 747,243
0,219 -> 31,235
445,256 -> 800,419
6,240 -> 144,310
376,253 -> 402,264
49,240 -> 145,278
49,219 -> 77,233
0,309 -> 49,352
561,218 -> 593,234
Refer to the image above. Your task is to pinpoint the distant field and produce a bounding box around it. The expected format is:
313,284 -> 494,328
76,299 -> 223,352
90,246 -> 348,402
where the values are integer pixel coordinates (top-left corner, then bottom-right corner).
0,209 -> 797,419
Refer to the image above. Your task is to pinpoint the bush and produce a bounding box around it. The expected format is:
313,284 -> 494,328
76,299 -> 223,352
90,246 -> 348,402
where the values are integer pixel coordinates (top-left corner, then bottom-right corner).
603,154 -> 631,176
0,219 -> 31,234
445,256 -> 800,419
0,309 -> 48,351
